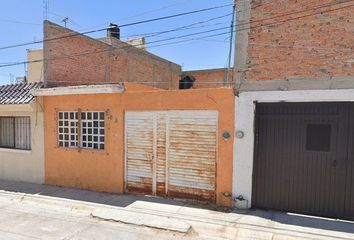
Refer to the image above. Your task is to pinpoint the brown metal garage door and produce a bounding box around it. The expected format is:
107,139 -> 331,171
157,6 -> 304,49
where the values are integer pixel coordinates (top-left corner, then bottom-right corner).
253,102 -> 354,219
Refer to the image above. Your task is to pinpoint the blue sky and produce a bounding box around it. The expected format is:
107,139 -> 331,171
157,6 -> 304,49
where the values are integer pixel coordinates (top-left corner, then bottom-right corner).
0,0 -> 234,85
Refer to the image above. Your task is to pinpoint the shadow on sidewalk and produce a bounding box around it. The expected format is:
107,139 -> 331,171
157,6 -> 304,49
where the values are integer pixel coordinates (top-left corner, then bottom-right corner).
234,208 -> 354,234
1,179 -> 354,235
0,179 -> 229,211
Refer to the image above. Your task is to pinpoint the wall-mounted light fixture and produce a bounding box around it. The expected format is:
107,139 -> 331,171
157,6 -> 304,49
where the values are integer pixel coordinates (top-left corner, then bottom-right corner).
235,130 -> 244,139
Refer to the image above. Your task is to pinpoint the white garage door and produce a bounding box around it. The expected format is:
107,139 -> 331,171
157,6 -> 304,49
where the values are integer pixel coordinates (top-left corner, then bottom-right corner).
125,111 -> 218,201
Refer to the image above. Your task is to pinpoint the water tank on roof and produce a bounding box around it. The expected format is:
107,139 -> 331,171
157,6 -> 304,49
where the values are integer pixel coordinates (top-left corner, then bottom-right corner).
179,75 -> 196,89
107,23 -> 120,40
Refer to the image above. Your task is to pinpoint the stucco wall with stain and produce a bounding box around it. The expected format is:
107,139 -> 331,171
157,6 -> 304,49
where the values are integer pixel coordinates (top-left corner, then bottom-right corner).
43,88 -> 234,206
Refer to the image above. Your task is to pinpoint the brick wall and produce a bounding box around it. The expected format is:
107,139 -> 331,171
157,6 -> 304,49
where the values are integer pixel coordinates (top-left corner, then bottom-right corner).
44,21 -> 181,89
183,68 -> 234,88
237,0 -> 353,83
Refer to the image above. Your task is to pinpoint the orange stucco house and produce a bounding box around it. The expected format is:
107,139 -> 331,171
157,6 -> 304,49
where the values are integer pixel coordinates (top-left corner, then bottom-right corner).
33,84 -> 234,206
32,21 -> 235,207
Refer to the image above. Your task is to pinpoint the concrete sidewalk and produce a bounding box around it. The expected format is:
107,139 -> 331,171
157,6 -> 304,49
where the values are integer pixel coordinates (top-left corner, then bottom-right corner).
0,179 -> 354,239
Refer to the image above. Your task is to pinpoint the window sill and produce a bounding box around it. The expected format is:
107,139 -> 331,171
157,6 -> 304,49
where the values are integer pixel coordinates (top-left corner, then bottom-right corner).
56,147 -> 106,154
0,147 -> 31,154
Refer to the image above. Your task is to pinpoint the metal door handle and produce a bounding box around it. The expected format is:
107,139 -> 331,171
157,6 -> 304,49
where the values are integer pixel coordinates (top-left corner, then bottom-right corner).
332,160 -> 337,168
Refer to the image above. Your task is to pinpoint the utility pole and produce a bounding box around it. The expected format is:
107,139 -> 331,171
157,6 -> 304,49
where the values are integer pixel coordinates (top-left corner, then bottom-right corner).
225,0 -> 237,87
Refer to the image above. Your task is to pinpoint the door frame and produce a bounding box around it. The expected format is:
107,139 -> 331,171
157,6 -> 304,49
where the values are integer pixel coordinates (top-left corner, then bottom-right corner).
233,89 -> 354,208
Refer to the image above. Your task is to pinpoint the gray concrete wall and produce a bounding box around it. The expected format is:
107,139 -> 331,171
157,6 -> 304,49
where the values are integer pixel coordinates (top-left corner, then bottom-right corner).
234,0 -> 251,89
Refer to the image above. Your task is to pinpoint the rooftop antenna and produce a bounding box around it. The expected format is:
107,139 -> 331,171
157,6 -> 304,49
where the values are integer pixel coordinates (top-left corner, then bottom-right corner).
62,17 -> 69,27
43,0 -> 49,20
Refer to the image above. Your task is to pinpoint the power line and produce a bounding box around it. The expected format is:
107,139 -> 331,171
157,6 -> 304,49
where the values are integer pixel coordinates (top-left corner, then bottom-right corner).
0,1 -> 353,69
117,0 -> 344,40
1,0 -> 348,52
0,19 -> 41,26
77,0 -> 190,32
0,27 -> 108,51
121,12 -> 233,39
0,2 -> 234,51
133,0 -> 353,47
248,42 -> 353,51
237,0 -> 354,29
48,11 -> 82,28
118,3 -> 233,28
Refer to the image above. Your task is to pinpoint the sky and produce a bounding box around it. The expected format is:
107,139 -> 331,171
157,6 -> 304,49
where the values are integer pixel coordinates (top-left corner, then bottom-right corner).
0,0 -> 235,85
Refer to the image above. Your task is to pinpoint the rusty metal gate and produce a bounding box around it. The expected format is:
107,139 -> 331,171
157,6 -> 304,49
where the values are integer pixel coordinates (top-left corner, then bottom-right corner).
125,111 -> 218,201
253,102 -> 354,219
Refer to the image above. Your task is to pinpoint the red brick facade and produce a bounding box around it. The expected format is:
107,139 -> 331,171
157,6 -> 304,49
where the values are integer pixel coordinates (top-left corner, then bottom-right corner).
44,21 -> 181,89
242,0 -> 353,82
182,68 -> 234,88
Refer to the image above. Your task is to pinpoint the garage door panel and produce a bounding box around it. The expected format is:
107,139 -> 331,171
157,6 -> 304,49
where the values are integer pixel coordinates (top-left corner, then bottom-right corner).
253,103 -> 349,219
125,112 -> 154,194
344,105 -> 354,218
168,111 -> 217,201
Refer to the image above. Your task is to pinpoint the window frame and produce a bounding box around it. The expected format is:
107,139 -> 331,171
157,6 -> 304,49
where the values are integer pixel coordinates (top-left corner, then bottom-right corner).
305,123 -> 332,152
58,111 -> 79,148
0,116 -> 31,151
57,110 -> 105,150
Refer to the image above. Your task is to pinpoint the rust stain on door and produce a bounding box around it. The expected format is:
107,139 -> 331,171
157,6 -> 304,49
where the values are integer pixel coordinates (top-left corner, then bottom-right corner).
125,111 -> 218,202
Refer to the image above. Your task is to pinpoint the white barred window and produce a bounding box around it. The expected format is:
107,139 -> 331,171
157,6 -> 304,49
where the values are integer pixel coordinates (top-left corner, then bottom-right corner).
81,112 -> 105,150
58,112 -> 78,148
58,111 -> 105,150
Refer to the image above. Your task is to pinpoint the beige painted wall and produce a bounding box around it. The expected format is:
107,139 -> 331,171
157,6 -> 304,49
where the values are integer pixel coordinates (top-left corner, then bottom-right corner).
0,99 -> 44,184
27,49 -> 44,83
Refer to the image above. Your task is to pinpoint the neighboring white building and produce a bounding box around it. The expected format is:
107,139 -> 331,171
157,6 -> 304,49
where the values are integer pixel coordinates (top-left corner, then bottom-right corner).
0,82 -> 44,183
27,49 -> 44,83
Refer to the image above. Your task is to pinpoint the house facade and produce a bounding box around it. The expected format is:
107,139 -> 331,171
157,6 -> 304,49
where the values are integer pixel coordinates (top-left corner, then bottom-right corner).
233,0 -> 354,218
34,85 -> 235,206
0,82 -> 44,184
15,21 -> 235,207
1,0 -> 351,218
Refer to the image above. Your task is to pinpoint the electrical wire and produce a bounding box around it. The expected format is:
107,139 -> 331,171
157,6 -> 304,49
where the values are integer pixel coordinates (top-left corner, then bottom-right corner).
0,19 -> 41,26
118,3 -> 233,28
76,0 -> 191,32
121,13 -> 233,39
237,0 -> 354,29
0,2 -> 234,51
0,1 -> 353,69
0,0 -> 349,51
48,11 -> 82,28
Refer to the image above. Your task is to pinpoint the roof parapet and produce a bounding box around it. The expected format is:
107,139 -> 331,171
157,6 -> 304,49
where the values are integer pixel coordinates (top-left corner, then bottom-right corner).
31,84 -> 125,96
